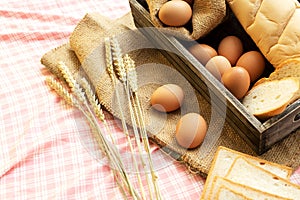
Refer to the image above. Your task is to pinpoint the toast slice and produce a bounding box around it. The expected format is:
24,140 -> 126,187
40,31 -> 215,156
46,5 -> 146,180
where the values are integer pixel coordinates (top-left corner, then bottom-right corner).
273,58 -> 300,76
256,58 -> 300,96
270,58 -> 300,99
216,185 -> 250,200
225,157 -> 300,199
242,77 -> 299,120
210,175 -> 290,200
200,146 -> 292,200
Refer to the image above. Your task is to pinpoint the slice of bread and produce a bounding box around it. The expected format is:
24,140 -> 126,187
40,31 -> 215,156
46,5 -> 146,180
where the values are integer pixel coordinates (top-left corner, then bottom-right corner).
225,157 -> 300,199
270,58 -> 300,99
200,146 -> 292,200
242,77 -> 299,120
210,175 -> 289,200
254,58 -> 300,88
273,58 -> 300,75
216,185 -> 250,200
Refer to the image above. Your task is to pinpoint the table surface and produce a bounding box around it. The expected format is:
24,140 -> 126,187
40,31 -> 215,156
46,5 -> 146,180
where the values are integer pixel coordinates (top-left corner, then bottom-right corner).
0,0 -> 299,199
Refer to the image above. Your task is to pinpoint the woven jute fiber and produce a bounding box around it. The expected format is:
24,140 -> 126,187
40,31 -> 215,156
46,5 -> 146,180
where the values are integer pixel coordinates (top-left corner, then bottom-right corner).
41,12 -> 300,177
146,0 -> 226,40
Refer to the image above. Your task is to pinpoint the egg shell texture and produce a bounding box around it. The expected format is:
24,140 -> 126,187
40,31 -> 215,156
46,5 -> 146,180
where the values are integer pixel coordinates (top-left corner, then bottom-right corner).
175,113 -> 207,149
150,84 -> 184,112
218,36 -> 243,66
205,55 -> 232,81
158,0 -> 192,27
236,51 -> 266,82
189,44 -> 218,65
221,66 -> 250,99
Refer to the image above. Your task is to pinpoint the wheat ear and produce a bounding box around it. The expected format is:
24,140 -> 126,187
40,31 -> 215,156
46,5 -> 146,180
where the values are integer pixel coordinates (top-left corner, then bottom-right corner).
110,37 -> 127,83
57,61 -> 86,103
45,76 -> 79,107
123,54 -> 138,93
79,78 -> 105,122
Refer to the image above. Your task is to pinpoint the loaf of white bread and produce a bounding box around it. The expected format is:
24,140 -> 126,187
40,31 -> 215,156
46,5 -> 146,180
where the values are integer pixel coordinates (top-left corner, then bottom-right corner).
226,0 -> 300,68
200,146 -> 300,200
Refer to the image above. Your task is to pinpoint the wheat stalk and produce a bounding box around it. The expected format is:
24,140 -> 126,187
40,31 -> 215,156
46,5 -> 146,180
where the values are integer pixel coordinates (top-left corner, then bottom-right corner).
123,54 -> 162,200
110,38 -> 163,199
46,62 -> 141,199
106,37 -> 148,200
123,54 -> 157,199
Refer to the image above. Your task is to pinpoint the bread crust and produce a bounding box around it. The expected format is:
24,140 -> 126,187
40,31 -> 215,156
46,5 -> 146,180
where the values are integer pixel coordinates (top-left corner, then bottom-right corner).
200,146 -> 292,199
215,185 -> 251,200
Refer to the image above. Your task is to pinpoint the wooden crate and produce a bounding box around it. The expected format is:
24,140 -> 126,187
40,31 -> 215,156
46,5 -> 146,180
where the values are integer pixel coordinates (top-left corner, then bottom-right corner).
129,0 -> 300,154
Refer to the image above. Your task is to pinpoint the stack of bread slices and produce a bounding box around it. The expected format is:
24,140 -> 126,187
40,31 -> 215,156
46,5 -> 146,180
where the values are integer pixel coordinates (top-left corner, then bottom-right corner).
200,146 -> 300,199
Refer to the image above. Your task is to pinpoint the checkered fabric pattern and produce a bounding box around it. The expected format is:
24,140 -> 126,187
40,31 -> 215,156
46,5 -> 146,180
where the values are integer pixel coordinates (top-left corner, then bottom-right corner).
0,0 -> 299,199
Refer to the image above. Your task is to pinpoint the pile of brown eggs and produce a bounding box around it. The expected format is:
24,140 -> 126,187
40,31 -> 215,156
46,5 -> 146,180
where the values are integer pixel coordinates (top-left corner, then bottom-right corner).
150,84 -> 208,150
189,35 -> 266,99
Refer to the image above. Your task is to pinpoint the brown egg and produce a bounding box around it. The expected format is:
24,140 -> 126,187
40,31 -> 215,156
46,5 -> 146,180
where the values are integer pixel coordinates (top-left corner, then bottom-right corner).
150,84 -> 184,112
205,56 -> 232,81
158,0 -> 192,27
221,66 -> 250,99
175,113 -> 207,149
236,51 -> 266,82
188,44 -> 218,65
218,36 -> 243,66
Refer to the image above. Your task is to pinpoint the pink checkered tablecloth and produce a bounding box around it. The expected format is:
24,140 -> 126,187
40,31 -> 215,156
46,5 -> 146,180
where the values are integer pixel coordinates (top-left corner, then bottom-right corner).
0,0 -> 299,199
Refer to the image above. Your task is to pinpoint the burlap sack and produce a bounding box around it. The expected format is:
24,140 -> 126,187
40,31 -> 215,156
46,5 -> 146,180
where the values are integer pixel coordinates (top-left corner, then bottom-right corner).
146,0 -> 226,40
41,12 -> 300,177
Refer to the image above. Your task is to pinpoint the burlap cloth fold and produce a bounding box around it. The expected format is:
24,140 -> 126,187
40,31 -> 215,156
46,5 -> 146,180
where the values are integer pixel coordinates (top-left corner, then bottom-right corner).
41,12 -> 300,177
146,0 -> 226,40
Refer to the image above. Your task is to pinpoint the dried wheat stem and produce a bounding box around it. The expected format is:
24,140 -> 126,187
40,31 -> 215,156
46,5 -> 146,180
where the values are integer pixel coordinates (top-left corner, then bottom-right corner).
123,55 -> 156,199
105,37 -> 145,199
84,107 -> 141,200
130,87 -> 161,199
75,88 -> 141,200
125,82 -> 155,200
49,61 -> 141,199
109,46 -> 148,200
123,54 -> 162,199
111,38 -> 163,199
74,76 -> 140,198
133,96 -> 161,199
